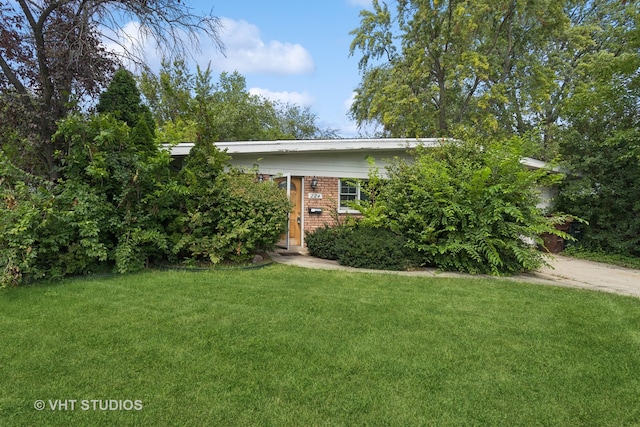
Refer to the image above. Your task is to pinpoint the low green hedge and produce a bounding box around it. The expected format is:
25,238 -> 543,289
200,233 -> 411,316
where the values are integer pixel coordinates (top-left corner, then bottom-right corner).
306,225 -> 420,271
305,225 -> 346,260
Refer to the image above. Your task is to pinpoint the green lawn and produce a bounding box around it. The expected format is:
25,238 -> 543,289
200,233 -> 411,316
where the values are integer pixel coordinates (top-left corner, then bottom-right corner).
1,265 -> 640,426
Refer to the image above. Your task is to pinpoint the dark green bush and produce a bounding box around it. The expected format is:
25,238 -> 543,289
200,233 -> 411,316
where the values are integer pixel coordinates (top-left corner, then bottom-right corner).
335,226 -> 420,271
305,225 -> 347,260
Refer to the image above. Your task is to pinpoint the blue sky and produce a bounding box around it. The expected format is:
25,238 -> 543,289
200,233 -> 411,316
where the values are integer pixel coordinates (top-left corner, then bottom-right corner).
109,0 -> 375,137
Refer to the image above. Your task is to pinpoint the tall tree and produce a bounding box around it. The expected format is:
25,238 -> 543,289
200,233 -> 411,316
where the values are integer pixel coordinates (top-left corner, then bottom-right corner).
349,0 -> 566,141
348,0 -> 634,159
0,0 -> 222,178
140,63 -> 338,143
98,68 -> 152,129
98,68 -> 156,153
138,59 -> 195,126
555,3 -> 640,255
274,104 -> 339,140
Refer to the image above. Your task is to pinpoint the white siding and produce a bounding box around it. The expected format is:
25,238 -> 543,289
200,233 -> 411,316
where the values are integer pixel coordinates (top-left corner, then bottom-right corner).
228,150 -> 413,179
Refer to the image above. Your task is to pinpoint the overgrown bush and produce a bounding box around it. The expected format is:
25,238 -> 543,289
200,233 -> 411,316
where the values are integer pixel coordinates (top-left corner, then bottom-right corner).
557,130 -> 640,257
56,113 -> 174,273
215,173 -> 291,261
371,137 -> 568,275
0,70 -> 296,286
171,141 -> 290,264
0,161 -> 109,286
335,226 -> 420,271
305,225 -> 347,260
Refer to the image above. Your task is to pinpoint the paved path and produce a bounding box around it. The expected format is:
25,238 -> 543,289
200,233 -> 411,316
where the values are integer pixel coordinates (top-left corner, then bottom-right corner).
269,252 -> 640,299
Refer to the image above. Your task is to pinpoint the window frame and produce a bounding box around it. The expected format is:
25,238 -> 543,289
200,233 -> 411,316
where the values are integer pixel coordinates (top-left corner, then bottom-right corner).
338,178 -> 368,213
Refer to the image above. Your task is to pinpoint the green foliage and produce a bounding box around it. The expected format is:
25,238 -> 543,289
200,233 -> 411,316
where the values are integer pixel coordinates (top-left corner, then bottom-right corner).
0,170 -> 109,287
556,25 -> 640,256
349,0 -> 636,160
345,158 -> 388,228
2,62 -> 302,286
335,226 -> 420,271
139,59 -> 196,126
557,128 -> 640,256
305,225 -> 348,260
374,137 -> 567,275
1,111 -> 293,285
97,68 -> 155,136
214,173 -> 291,262
172,140 -> 290,264
306,223 -> 419,271
1,108 -> 172,286
140,62 -> 337,143
306,138 -> 567,275
56,113 -> 174,273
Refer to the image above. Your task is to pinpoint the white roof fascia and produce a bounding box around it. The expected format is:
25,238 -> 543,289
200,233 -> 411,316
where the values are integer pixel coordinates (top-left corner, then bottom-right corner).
168,140 -> 554,172
519,157 -> 564,173
167,138 -> 444,156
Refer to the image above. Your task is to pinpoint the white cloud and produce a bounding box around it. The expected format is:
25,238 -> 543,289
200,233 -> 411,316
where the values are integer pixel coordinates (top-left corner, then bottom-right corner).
344,92 -> 357,111
210,18 -> 315,75
102,18 -> 314,76
249,88 -> 315,106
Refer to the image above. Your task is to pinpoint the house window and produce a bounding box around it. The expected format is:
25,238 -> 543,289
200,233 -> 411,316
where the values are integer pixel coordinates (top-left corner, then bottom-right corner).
339,179 -> 368,212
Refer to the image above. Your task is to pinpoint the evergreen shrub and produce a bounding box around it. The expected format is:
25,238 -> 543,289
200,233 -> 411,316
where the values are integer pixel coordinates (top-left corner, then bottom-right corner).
335,226 -> 420,271
305,225 -> 347,260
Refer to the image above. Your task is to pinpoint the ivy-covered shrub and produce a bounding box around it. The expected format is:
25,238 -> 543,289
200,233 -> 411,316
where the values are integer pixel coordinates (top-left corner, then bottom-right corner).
374,137 -> 568,275
335,226 -> 420,271
305,225 -> 347,260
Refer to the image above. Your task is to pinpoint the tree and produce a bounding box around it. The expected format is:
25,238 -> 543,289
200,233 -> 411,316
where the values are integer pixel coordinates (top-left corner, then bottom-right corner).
97,68 -> 150,128
555,6 -> 640,256
0,0 -> 222,178
139,62 -> 338,143
348,0 -> 634,159
349,0 -> 565,140
97,68 -> 156,154
274,103 -> 339,140
138,59 -> 195,126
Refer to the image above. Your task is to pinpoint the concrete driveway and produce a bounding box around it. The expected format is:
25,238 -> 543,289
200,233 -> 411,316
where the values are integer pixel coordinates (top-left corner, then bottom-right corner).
530,255 -> 640,298
270,251 -> 640,299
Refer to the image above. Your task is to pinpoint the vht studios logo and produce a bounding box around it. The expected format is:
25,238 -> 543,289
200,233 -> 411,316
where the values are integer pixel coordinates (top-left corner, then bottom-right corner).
34,399 -> 143,411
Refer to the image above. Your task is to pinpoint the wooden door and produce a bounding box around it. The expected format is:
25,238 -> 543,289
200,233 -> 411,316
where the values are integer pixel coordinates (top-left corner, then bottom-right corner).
277,177 -> 302,247
289,177 -> 302,246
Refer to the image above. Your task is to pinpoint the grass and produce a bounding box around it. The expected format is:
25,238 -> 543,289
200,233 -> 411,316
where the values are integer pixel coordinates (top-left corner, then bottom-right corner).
1,265 -> 640,426
563,246 -> 640,270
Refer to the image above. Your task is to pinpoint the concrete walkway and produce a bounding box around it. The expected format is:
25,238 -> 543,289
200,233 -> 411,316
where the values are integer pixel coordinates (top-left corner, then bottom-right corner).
269,251 -> 640,299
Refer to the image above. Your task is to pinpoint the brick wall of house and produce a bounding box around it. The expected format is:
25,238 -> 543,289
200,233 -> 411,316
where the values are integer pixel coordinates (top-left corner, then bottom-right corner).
303,176 -> 361,236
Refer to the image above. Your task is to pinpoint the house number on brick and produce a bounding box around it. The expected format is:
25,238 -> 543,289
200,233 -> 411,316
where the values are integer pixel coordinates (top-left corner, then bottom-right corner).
308,193 -> 323,199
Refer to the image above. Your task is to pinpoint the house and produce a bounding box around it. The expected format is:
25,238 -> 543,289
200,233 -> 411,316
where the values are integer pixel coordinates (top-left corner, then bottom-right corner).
170,138 -> 556,250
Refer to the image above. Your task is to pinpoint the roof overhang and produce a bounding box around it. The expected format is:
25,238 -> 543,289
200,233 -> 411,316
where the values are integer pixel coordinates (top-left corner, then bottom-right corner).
167,138 -> 444,156
166,139 -> 556,172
